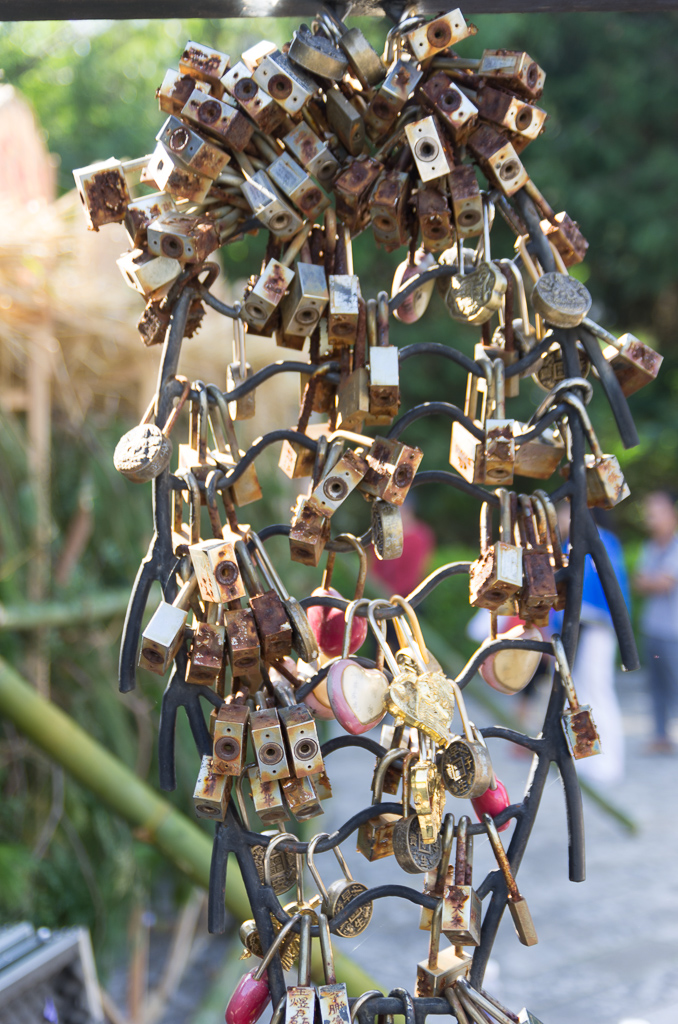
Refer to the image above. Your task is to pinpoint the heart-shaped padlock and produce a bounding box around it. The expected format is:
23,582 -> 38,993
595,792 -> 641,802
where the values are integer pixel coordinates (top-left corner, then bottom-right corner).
479,623 -> 542,695
326,598 -> 388,734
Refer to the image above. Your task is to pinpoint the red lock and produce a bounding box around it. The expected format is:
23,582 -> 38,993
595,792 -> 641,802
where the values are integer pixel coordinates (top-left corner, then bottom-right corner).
307,534 -> 368,658
225,912 -> 301,1024
471,777 -> 511,833
391,248 -> 435,324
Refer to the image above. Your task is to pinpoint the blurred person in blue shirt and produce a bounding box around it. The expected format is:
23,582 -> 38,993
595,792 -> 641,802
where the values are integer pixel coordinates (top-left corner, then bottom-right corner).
554,502 -> 630,785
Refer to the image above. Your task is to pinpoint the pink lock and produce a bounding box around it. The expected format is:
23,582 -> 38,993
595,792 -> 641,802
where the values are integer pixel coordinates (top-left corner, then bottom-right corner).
391,249 -> 436,324
479,623 -> 543,695
225,912 -> 301,1024
307,534 -> 368,658
471,777 -> 511,833
326,598 -> 388,735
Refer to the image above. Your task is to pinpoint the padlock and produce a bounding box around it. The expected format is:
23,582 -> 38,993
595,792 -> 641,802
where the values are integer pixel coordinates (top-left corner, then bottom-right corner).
172,469 -> 201,555
530,272 -> 592,329
451,359 -> 514,486
415,187 -> 454,255
146,210 -> 221,265
469,491 -> 523,611
584,317 -> 663,397
530,334 -> 590,392
283,911 -> 316,1024
139,574 -> 198,675
248,763 -> 289,824
269,152 -> 330,223
467,124 -> 528,197
483,813 -> 538,945
419,813 -> 455,930
370,170 -> 410,252
124,191 -> 176,247
261,830 -> 299,894
181,89 -> 254,151
335,302 -> 369,431
325,88 -> 366,156
471,775 -> 511,833
179,40 -> 230,92
392,752 -> 443,874
278,405 -> 330,481
250,532 -> 319,662
193,754 -> 233,820
283,122 -> 340,186
253,50 -> 318,115
211,702 -> 250,775
281,261 -> 329,340
513,413 -> 566,480
156,68 -> 211,116
307,833 -> 373,938
333,157 -> 382,234
282,772 -> 324,820
117,247 -> 182,299
440,686 -> 493,800
186,603 -> 226,686
475,84 -> 547,146
226,311 -> 255,421
448,165 -> 483,238
225,912 -> 302,1024
416,900 -> 471,997
316,912 -> 352,1024
477,49 -> 546,100
278,702 -> 325,778
359,436 -> 423,505
392,249 -> 436,323
441,199 -> 507,325
371,497 -> 404,560
478,622 -> 543,695
73,156 -> 140,230
405,116 -> 451,183
365,60 -> 423,143
221,62 -> 285,133
552,633 -> 602,760
516,494 -> 558,625
141,142 -> 213,203
326,599 -> 389,735
207,386 -> 263,507
114,378 -> 189,484
356,747 -> 403,861
417,72 -> 478,142
250,706 -> 291,783
441,816 -> 481,945
239,910 -> 299,974
409,755 -> 446,844
307,533 -> 368,658
234,539 -> 294,661
240,39 -> 277,71
405,8 -> 474,60
533,488 -> 567,610
559,392 -> 630,508
366,292 -> 400,424
178,379 -> 215,483
308,445 -> 369,518
241,170 -> 304,242
540,211 -> 588,267
156,114 -> 231,179
188,530 -> 246,605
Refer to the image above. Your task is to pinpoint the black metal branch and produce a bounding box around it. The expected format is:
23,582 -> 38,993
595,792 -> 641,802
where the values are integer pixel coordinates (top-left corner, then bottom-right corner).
399,341 -> 483,378
387,401 -> 484,442
577,326 -> 640,450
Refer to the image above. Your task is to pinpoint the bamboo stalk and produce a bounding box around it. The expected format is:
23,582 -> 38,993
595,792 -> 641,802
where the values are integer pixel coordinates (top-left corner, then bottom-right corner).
0,656 -> 382,995
0,589 -> 131,630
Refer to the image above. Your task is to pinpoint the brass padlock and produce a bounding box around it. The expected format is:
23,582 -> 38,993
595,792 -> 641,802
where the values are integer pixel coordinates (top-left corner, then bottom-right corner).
333,157 -> 382,235
356,747 -> 403,861
405,8 -> 474,61
483,812 -> 538,945
475,84 -> 547,147
419,813 -> 455,931
234,539 -> 294,661
281,774 -> 324,821
289,494 -> 332,567
467,124 -> 528,197
156,114 -> 231,179
531,272 -> 592,329
367,292 -> 400,424
224,603 -> 262,683
405,116 -> 451,183
365,59 -> 423,143
516,493 -> 558,626
124,190 -> 176,247
186,603 -> 226,686
316,912 -> 352,1024
441,199 -> 507,325
335,302 -> 370,432
449,165 -> 483,238
283,122 -> 340,186
371,498 -> 404,561
416,186 -> 454,254
114,377 -> 189,484
392,754 -> 443,874
308,445 -> 369,518
141,142 -> 212,204
552,634 -> 602,760
416,900 -> 471,997
307,833 -> 373,937
253,49 -> 318,116
359,435 -> 423,505
117,247 -> 182,299
250,531 -> 319,662
370,169 -> 410,252
222,62 -> 285,134
409,756 -> 446,845
325,87 -> 365,156
262,830 -> 298,895
139,574 -> 198,675
281,261 -> 329,341
179,40 -> 230,92
241,170 -> 304,244
584,316 -> 663,397
212,702 -> 249,775
440,686 -> 494,801
269,152 -> 330,222
248,763 -> 289,824
181,88 -> 254,151
193,754 -> 232,821
469,491 -> 523,611
156,68 -> 210,115
73,156 -> 137,230
450,359 -> 514,486
279,703 -> 325,778
441,816 -> 481,946
559,392 -> 630,508
250,707 -> 292,783
477,49 -> 546,100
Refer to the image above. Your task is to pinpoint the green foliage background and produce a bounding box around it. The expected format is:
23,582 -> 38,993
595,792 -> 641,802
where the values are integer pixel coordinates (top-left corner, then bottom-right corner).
0,8 -> 676,982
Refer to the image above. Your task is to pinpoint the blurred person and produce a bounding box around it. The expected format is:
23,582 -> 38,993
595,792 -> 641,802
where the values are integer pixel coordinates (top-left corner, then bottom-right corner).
554,502 -> 629,785
634,490 -> 678,753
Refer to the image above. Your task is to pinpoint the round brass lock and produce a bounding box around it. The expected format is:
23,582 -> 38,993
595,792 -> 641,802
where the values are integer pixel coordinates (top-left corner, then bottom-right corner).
323,880 -> 373,938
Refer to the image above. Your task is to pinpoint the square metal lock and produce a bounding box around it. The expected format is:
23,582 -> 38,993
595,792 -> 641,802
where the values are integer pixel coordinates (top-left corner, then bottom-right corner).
73,158 -> 131,230
602,333 -> 663,396
370,169 -> 410,252
309,448 -> 369,516
476,84 -> 547,143
283,122 -> 340,187
241,170 -> 303,240
249,590 -> 294,660
418,72 -> 478,141
406,8 -> 474,61
147,211 -> 220,264
117,248 -> 181,298
253,50 -> 317,115
289,496 -> 332,567
279,421 -> 330,479
365,60 -> 423,142
224,607 -> 261,680
467,125 -> 529,196
186,621 -> 226,685
540,211 -> 588,266
405,117 -> 451,183
142,142 -> 212,203
281,774 -> 324,820
179,41 -> 230,93
156,115 -> 231,179
484,420 -> 516,484
333,158 -> 383,233
279,704 -> 324,777
189,538 -> 246,604
157,69 -> 210,115
368,346 -> 400,419
193,755 -> 232,820
241,258 -> 296,329
328,274 -> 360,346
470,542 -> 523,610
416,944 -> 471,997
338,26 -> 386,87
124,191 -> 176,247
250,707 -> 291,782
336,366 -> 370,432
241,39 -> 277,71
416,186 -> 454,252
360,437 -> 423,505
228,71 -> 285,133
281,262 -> 329,338
247,766 -> 289,824
441,883 -> 482,946
181,89 -> 254,152
449,165 -> 483,237
268,153 -> 330,222
139,602 -> 188,675
213,703 -> 249,775
325,88 -> 366,156
477,49 -> 546,100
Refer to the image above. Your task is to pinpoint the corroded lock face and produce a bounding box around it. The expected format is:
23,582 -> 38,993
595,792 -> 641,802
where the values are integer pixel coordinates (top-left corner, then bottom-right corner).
530,273 -> 592,328
393,815 -> 442,874
445,263 -> 507,325
281,774 -> 324,821
250,835 -> 297,895
532,339 -> 590,392
439,737 -> 492,800
114,424 -> 173,483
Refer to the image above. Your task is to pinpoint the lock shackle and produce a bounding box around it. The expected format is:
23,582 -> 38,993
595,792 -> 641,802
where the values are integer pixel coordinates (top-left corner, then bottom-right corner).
176,469 -> 202,546
191,380 -> 209,463
435,812 -> 456,891
323,532 -> 367,600
560,391 -> 603,460
367,600 -> 400,677
250,532 -> 290,601
455,985 -> 491,1024
534,489 -> 565,568
205,469 -> 226,540
428,899 -> 444,969
235,539 -> 264,598
206,384 -> 241,464
516,236 -> 540,285
341,598 -> 371,659
482,813 -> 520,902
473,356 -> 493,426
500,260 -> 531,339
377,291 -> 390,346
145,375 -> 190,434
234,761 -> 257,830
529,494 -> 548,549
527,376 -> 593,428
350,991 -> 385,1023
517,494 -> 539,549
366,298 -> 378,349
389,595 -> 430,668
492,359 -> 506,419
481,192 -> 494,266
174,571 -> 198,611
401,750 -> 416,816
471,724 -> 497,789
298,911 -> 313,987
253,912 -> 302,981
392,613 -> 426,673
232,303 -> 247,374
306,832 -> 331,902
496,488 -> 512,544
551,633 -> 579,710
373,747 -> 404,804
447,678 -> 472,743
281,222 -> 314,269
444,985 -> 471,1024
456,980 -> 516,1024
270,995 -> 288,1024
264,831 -> 298,888
455,815 -> 469,885
317,912 -> 336,984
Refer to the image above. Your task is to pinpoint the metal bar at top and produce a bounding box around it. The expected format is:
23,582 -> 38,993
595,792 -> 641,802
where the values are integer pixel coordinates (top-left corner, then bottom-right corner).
2,0 -> 677,20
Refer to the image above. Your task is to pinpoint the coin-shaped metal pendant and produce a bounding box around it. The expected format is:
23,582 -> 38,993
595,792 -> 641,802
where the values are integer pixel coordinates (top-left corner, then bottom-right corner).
113,423 -> 172,483
533,341 -> 590,392
392,815 -> 443,874
530,272 -> 592,328
440,738 -> 493,799
325,881 -> 373,938
252,842 -> 297,896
